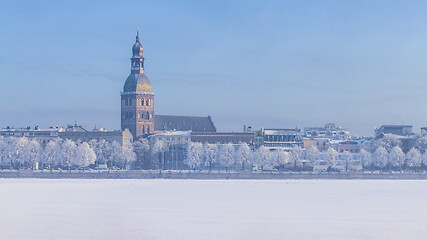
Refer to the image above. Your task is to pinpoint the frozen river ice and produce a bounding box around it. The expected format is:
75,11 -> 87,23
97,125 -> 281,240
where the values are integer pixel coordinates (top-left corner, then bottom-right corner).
0,179 -> 426,240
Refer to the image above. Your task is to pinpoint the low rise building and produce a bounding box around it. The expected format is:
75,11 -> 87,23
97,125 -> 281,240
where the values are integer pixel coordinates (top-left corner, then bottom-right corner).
147,131 -> 192,170
191,132 -> 255,145
0,126 -> 59,143
304,123 -> 357,140
329,140 -> 361,153
256,128 -> 303,150
303,138 -> 329,151
58,124 -> 133,147
375,125 -> 413,138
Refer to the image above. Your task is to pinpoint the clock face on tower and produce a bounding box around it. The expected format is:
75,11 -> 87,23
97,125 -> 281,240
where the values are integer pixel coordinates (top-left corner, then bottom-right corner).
141,83 -> 148,91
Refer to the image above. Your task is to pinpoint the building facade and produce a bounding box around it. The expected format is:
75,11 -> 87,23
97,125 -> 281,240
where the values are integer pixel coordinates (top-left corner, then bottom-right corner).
375,125 -> 413,138
0,126 -> 59,144
191,132 -> 255,145
256,128 -> 303,149
121,30 -> 154,139
59,125 -> 133,148
304,123 -> 357,140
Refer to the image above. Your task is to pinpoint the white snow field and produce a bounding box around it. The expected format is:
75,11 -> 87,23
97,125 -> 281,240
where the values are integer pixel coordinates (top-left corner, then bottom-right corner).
1,179 -> 426,240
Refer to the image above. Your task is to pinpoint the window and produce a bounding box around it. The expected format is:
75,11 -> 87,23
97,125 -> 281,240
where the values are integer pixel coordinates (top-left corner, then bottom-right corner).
142,99 -> 145,106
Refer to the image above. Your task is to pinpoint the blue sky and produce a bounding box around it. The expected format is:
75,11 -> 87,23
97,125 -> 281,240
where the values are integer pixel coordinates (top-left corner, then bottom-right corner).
1,0 -> 427,136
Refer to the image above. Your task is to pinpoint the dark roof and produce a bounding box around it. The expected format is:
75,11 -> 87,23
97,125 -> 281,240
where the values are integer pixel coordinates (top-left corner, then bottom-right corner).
154,115 -> 216,132
123,73 -> 152,92
379,125 -> 412,128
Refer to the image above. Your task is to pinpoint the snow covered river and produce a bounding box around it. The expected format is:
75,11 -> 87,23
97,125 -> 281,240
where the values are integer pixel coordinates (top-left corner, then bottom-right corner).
0,179 -> 426,240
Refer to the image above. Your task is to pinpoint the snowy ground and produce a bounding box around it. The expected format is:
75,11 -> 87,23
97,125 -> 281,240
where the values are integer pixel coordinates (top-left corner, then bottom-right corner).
0,179 -> 426,240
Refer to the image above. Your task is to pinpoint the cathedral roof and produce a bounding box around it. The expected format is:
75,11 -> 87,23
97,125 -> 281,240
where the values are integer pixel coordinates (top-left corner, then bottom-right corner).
154,115 -> 217,133
123,73 -> 152,93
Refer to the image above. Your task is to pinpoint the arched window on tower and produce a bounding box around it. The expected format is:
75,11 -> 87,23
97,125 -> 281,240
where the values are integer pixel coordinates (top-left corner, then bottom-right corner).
141,113 -> 144,119
147,126 -> 150,133
146,112 -> 150,119
146,100 -> 149,106
142,125 -> 145,134
142,99 -> 145,106
129,98 -> 132,106
125,98 -> 128,106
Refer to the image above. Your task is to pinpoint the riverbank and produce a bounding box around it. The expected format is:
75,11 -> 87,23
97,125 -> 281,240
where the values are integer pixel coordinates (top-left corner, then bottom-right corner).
1,170 -> 427,179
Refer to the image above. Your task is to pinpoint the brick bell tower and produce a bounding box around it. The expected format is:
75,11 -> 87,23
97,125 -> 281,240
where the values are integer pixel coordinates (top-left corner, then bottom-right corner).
121,29 -> 154,139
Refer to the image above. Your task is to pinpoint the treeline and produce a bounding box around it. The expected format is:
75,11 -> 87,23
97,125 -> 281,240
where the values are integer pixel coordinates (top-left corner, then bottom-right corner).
3,133 -> 427,172
0,137 -> 135,170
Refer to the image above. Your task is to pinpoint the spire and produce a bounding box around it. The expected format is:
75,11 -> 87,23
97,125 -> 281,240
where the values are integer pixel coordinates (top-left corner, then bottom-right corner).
136,29 -> 140,43
136,21 -> 140,43
131,22 -> 144,73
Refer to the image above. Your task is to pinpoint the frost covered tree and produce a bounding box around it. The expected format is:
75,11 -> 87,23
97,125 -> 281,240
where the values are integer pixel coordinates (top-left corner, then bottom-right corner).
422,152 -> 427,169
326,147 -> 338,169
342,151 -> 352,172
110,141 -> 124,168
73,142 -> 96,169
290,146 -> 304,170
377,134 -> 401,152
152,140 -> 166,170
255,145 -> 270,170
306,146 -> 319,167
219,143 -> 235,172
236,143 -> 251,170
61,139 -> 76,171
88,139 -> 110,168
203,143 -> 218,171
11,137 -> 30,169
0,137 -> 9,169
186,142 -> 203,171
360,138 -> 377,153
406,147 -> 421,169
359,149 -> 372,171
273,150 -> 289,168
27,139 -> 42,170
106,141 -> 137,170
373,147 -> 388,170
389,146 -> 405,172
42,140 -> 61,171
122,144 -> 136,170
133,138 -> 150,168
415,135 -> 427,153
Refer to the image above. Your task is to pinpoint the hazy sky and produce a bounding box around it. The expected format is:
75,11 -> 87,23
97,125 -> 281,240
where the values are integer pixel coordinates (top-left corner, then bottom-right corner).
1,0 -> 427,136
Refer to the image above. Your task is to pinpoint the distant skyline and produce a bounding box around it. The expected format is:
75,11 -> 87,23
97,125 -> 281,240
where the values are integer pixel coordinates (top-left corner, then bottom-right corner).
2,0 -> 427,136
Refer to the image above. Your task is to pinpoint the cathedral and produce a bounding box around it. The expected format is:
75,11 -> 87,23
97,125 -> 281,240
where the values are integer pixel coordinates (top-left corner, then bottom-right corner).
121,30 -> 154,138
121,30 -> 216,139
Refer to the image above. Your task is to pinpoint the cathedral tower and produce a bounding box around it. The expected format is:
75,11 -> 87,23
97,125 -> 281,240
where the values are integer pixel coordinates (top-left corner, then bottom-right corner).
121,30 -> 154,138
